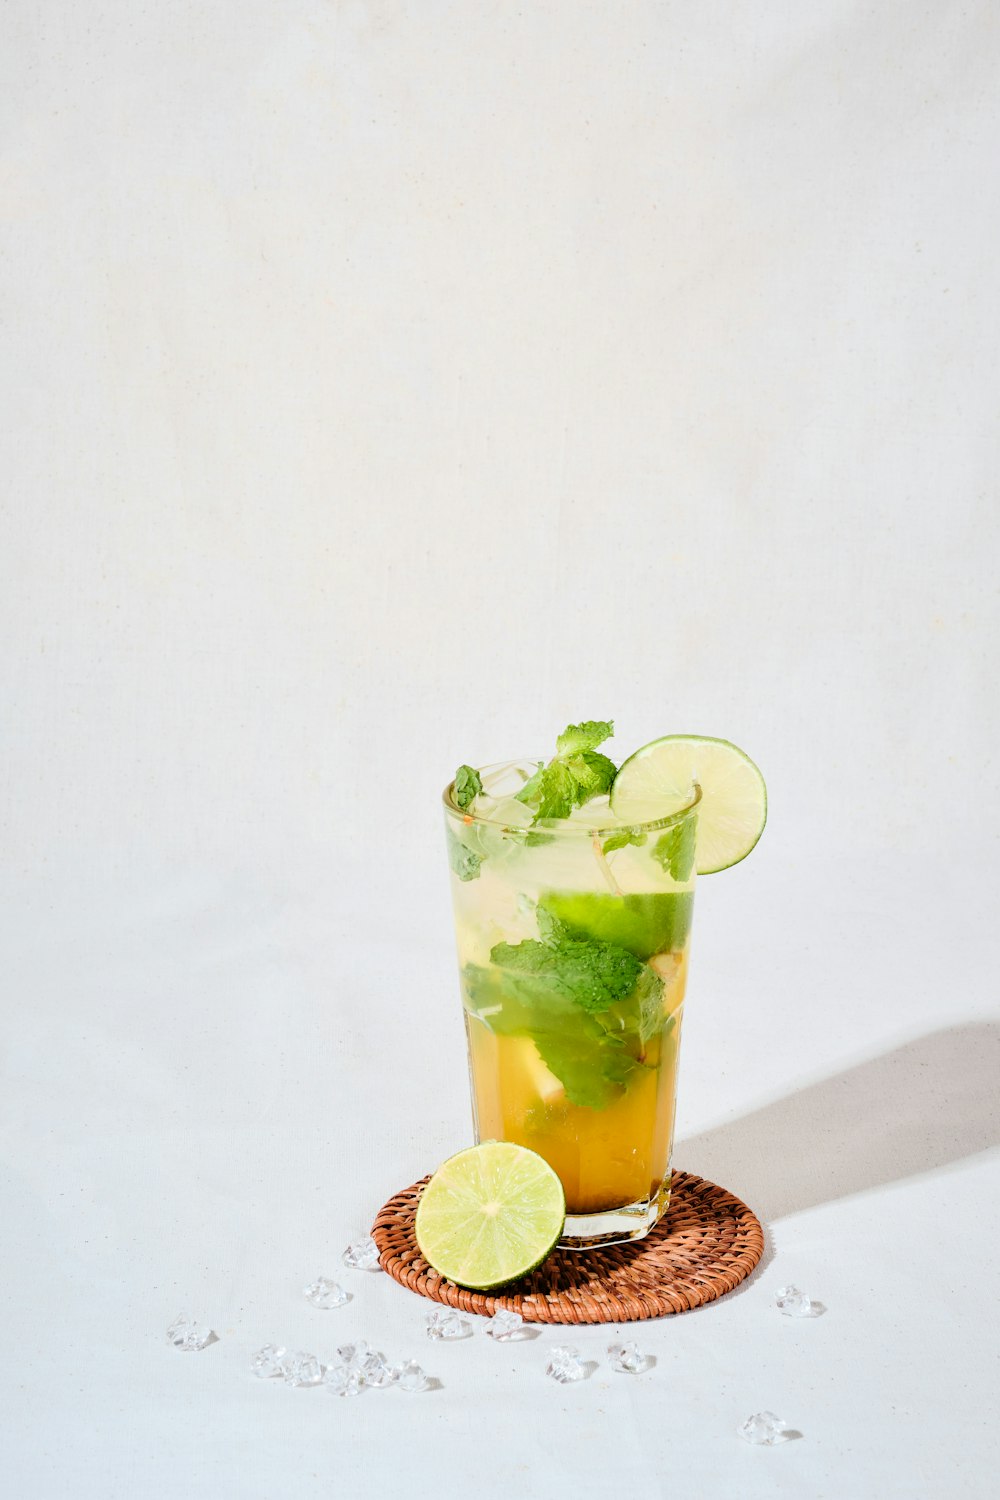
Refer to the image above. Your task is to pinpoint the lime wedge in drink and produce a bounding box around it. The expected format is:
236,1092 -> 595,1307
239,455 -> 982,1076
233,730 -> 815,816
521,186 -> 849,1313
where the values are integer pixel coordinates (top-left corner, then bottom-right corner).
539,890 -> 693,959
610,735 -> 767,875
415,1142 -> 565,1289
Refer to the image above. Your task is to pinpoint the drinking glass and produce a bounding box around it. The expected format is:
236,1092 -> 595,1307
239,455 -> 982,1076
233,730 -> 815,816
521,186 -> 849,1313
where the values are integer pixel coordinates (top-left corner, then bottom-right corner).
444,761 -> 699,1248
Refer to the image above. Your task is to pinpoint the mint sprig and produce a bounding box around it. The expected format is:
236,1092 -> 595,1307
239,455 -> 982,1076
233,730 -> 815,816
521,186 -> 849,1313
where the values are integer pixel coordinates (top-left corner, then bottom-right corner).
516,719 -> 617,823
462,910 -> 663,1109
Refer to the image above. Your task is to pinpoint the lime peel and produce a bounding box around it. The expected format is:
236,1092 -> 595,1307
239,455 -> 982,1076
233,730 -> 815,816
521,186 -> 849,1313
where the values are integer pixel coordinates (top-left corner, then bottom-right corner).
610,734 -> 767,876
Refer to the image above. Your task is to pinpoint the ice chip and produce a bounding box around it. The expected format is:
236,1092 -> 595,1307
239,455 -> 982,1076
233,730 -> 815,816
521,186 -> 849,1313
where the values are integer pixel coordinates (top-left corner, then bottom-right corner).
485,1308 -> 525,1342
545,1345 -> 585,1383
607,1340 -> 648,1374
342,1237 -> 381,1271
737,1411 -> 789,1446
323,1363 -> 364,1397
336,1340 -> 370,1367
394,1359 -> 430,1392
303,1277 -> 350,1309
425,1307 -> 470,1341
280,1351 -> 324,1387
358,1349 -> 395,1388
775,1285 -> 824,1318
250,1344 -> 286,1378
166,1314 -> 214,1352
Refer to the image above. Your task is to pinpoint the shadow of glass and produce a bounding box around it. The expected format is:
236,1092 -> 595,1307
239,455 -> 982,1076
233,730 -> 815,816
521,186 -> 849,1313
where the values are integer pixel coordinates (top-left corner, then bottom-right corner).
677,1021 -> 1000,1222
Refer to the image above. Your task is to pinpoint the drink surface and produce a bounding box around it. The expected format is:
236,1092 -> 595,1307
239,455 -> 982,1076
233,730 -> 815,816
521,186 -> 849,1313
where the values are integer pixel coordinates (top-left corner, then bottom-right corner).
445,761 -> 697,1219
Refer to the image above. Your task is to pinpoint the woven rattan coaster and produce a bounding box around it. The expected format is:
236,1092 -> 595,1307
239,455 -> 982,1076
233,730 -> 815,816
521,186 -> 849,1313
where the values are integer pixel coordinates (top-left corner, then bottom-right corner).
371,1168 -> 764,1324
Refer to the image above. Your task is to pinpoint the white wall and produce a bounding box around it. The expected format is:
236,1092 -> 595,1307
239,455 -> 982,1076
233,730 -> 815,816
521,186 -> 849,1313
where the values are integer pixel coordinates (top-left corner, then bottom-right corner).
3,0 -> 996,887
2,6 -> 998,1496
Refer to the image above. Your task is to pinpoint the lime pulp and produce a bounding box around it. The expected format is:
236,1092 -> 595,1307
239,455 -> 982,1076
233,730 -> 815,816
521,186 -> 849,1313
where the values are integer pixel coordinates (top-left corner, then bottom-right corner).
610,734 -> 766,875
414,1141 -> 565,1289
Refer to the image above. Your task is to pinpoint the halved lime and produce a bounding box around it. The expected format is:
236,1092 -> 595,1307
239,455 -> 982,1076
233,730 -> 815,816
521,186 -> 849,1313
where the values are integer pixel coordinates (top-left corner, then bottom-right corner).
414,1142 -> 565,1289
610,735 -> 767,875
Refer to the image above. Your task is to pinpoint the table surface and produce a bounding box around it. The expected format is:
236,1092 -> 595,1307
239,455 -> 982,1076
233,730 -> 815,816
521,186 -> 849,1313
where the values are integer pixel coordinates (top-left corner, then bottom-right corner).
3,845 -> 998,1500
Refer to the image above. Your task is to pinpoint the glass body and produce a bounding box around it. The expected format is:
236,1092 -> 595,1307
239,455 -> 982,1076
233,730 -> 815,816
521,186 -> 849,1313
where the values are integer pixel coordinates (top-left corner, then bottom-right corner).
443,762 -> 699,1249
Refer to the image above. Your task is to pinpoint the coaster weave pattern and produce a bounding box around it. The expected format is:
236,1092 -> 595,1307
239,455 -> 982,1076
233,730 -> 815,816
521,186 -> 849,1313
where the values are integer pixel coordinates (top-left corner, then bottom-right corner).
371,1168 -> 764,1324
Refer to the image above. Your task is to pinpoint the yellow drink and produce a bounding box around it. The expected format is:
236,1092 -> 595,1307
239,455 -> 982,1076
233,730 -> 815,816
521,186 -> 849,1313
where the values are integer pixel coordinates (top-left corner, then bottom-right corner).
445,761 -> 699,1248
466,949 -> 687,1214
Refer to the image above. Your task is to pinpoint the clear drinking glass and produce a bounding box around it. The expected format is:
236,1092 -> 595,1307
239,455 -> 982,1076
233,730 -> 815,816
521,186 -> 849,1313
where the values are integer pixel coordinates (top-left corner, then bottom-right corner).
443,760 -> 700,1248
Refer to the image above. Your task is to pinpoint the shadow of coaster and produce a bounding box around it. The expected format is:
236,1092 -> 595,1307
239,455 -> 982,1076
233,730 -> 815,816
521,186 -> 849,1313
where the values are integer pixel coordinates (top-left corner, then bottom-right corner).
371,1168 -> 764,1324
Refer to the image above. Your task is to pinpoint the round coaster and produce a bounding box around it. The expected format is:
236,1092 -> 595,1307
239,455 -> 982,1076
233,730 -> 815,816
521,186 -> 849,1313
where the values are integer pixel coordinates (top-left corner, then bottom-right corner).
371,1168 -> 764,1324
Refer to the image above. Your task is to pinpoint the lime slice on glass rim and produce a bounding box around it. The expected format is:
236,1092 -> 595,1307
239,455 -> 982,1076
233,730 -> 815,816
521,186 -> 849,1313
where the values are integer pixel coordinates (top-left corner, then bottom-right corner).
610,734 -> 767,875
415,1142 -> 565,1290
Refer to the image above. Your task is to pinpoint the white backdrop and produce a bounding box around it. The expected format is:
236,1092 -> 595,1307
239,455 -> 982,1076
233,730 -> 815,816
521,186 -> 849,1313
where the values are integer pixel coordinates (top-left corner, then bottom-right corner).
2,3 -> 998,1496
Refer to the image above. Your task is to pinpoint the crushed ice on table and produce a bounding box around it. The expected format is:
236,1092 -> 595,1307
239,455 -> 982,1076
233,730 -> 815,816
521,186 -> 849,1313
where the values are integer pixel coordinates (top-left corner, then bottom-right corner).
775,1284 -> 824,1318
303,1277 -> 350,1309
737,1412 -> 789,1446
334,1341 -> 394,1389
250,1344 -> 287,1378
358,1349 -> 395,1388
425,1307 -> 470,1341
545,1346 -> 586,1383
323,1364 -> 364,1398
166,1314 -> 214,1352
336,1340 -> 370,1366
342,1237 -> 381,1271
607,1340 -> 648,1374
485,1308 -> 524,1342
280,1351 -> 324,1387
394,1359 -> 430,1393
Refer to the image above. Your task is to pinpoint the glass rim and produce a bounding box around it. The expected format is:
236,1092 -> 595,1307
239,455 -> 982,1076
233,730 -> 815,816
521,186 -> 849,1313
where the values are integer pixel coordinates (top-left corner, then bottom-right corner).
442,764 -> 702,839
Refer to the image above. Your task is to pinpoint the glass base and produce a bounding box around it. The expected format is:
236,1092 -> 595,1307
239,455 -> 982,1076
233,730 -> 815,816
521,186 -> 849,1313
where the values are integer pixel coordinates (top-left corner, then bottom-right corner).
558,1177 -> 671,1251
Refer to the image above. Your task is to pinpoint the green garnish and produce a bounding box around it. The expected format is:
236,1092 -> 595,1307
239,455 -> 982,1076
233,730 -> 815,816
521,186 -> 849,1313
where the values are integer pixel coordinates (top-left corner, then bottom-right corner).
538,889 -> 693,959
446,824 -> 483,882
601,828 -> 647,855
515,719 -> 617,823
453,764 -> 483,811
462,910 -> 663,1109
651,818 -> 697,883
556,720 -> 616,758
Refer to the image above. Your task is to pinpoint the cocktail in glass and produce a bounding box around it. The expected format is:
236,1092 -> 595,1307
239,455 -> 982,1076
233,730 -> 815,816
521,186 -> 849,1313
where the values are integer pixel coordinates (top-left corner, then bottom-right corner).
443,760 -> 700,1248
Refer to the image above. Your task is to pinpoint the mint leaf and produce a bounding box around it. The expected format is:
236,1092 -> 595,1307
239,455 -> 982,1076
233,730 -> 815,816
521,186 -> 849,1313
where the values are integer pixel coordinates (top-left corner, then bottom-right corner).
514,763 -> 545,806
453,764 -> 483,811
534,905 -> 567,946
636,965 -> 666,1044
566,750 -> 616,802
505,827 -> 555,848
489,933 -> 645,1014
556,720 -> 614,758
601,827 -> 648,855
533,1029 -> 636,1110
463,961 -> 639,1110
516,721 -> 618,824
446,824 -> 483,882
652,818 -> 697,882
533,761 -> 577,820
461,915 -> 664,1109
